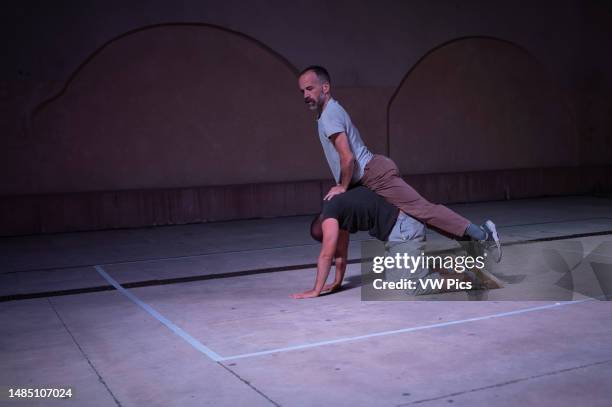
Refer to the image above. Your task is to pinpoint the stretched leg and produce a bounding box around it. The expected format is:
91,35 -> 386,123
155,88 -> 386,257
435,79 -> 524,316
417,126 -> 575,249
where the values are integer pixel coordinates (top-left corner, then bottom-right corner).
362,155 -> 502,261
361,155 -> 470,237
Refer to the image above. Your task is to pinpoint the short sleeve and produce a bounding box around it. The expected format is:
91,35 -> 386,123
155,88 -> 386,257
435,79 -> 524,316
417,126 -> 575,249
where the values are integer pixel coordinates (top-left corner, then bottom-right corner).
321,106 -> 346,138
321,197 -> 342,220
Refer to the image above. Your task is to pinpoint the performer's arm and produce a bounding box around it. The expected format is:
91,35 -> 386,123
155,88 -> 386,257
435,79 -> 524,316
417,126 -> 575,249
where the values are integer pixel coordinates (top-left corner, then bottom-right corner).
324,132 -> 354,200
291,218 -> 339,299
323,229 -> 349,293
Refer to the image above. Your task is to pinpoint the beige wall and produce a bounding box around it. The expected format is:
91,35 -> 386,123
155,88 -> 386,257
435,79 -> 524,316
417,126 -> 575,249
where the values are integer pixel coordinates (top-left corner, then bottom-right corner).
21,25 -> 330,194
389,38 -> 578,174
2,1 -> 612,234
3,1 -> 611,195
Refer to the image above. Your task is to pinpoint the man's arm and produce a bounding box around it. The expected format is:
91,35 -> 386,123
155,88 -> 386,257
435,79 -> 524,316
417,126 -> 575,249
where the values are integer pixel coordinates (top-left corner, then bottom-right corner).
291,218 -> 340,299
322,229 -> 349,293
324,132 -> 354,200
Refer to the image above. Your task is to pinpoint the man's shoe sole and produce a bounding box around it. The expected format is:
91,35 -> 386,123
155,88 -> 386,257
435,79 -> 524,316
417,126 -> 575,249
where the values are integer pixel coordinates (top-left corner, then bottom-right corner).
485,220 -> 502,262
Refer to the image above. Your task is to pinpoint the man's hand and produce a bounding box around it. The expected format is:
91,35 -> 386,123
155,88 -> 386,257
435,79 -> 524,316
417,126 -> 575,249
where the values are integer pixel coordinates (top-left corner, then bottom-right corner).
324,185 -> 346,200
292,218 -> 340,300
290,289 -> 321,299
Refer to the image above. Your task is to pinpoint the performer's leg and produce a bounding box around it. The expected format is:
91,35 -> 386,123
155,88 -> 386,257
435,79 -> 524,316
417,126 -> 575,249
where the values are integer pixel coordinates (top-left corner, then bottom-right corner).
384,212 -> 437,296
384,213 -> 478,296
362,155 -> 502,261
362,155 -> 470,237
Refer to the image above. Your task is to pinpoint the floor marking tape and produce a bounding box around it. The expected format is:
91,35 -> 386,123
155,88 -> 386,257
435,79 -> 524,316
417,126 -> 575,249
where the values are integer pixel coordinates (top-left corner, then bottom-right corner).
94,265 -> 598,363
94,265 -> 223,362
219,298 -> 595,361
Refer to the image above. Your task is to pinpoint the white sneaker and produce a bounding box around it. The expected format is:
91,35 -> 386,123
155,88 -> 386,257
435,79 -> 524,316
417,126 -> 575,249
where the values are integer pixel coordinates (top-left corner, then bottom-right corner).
483,220 -> 502,263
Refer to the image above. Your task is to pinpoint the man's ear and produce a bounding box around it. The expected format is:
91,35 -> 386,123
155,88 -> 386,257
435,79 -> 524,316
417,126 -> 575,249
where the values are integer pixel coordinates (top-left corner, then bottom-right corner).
322,81 -> 330,94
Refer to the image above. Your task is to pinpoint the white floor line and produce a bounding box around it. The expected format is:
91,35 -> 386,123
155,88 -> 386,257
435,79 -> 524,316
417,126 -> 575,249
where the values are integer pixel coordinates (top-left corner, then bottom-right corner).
94,264 -> 597,363
94,265 -> 223,362
218,298 -> 595,361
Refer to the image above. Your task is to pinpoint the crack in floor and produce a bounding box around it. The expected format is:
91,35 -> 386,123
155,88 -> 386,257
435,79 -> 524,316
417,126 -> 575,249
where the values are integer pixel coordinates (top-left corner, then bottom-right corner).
47,298 -> 123,407
399,358 -> 612,405
218,362 -> 282,407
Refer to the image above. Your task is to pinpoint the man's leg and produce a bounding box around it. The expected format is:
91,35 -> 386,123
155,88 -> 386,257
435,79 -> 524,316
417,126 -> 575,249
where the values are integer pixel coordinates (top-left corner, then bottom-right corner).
362,155 -> 469,237
386,213 -> 486,295
385,211 -> 432,295
362,155 -> 501,261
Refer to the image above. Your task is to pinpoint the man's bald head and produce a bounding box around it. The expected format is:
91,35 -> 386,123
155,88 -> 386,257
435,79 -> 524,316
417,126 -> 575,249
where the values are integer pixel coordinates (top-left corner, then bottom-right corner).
298,66 -> 332,111
298,65 -> 331,85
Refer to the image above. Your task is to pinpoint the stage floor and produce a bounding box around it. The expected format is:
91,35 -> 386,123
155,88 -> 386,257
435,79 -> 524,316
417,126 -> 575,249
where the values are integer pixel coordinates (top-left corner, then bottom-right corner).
2,195 -> 612,406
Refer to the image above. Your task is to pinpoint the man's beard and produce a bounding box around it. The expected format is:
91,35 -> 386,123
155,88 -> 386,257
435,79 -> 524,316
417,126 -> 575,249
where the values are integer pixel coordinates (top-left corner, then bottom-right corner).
306,94 -> 325,111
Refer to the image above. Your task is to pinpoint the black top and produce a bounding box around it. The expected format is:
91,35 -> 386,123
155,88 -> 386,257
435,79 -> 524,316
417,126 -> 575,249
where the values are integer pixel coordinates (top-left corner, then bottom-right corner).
321,186 -> 399,240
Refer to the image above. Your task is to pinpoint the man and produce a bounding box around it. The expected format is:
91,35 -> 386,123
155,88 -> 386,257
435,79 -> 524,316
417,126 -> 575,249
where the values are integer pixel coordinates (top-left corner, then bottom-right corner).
290,186 -> 476,299
297,65 -> 502,262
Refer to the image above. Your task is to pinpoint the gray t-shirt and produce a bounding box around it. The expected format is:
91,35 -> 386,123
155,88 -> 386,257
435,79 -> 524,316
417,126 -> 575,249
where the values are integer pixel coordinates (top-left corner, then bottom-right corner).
317,98 -> 373,185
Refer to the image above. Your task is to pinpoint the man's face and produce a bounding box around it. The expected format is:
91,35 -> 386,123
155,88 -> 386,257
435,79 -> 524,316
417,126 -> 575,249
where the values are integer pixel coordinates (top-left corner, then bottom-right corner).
298,71 -> 328,111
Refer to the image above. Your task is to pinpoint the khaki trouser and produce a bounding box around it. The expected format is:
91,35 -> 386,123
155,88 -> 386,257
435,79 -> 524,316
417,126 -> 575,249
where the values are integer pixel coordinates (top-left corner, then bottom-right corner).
360,154 -> 470,238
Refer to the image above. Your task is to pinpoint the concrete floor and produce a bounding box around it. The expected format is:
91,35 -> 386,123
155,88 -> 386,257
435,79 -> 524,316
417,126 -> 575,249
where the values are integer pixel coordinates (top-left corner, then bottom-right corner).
1,195 -> 612,406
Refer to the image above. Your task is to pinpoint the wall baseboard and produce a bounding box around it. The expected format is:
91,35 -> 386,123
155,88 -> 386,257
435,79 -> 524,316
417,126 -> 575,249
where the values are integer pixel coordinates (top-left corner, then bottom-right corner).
1,166 -> 610,236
